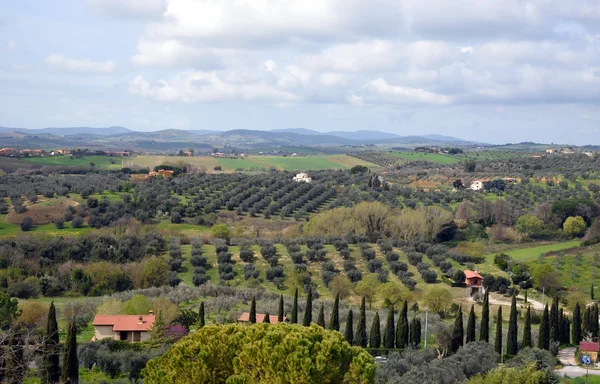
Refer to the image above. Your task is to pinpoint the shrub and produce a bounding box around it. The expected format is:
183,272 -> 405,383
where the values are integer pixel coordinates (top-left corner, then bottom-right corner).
347,269 -> 363,282
361,249 -> 376,261
190,256 -> 207,267
421,270 -> 438,283
367,259 -> 383,273
20,217 -> 33,231
407,252 -> 423,266
72,216 -> 84,228
239,249 -> 254,263
142,324 -> 375,383
54,218 -> 65,229
8,280 -> 40,299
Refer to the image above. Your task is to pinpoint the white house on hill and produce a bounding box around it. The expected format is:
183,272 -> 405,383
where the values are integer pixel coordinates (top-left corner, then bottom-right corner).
293,173 -> 312,183
470,180 -> 485,191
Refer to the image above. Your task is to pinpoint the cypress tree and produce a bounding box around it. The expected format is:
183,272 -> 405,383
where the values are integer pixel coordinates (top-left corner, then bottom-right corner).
383,308 -> 395,349
42,301 -> 60,384
592,283 -> 595,301
5,327 -> 24,384
538,304 -> 550,350
507,292 -> 518,355
317,304 -> 325,327
61,320 -> 78,384
572,302 -> 582,345
264,311 -> 270,323
370,312 -> 381,348
356,297 -> 368,347
396,300 -> 409,348
198,301 -> 205,328
590,304 -> 598,337
278,294 -> 284,323
583,306 -> 591,335
303,289 -> 313,326
345,310 -> 354,345
480,289 -> 489,342
561,316 -> 570,345
522,306 -> 532,348
550,296 -> 559,342
329,293 -> 340,331
249,297 -> 257,324
494,306 -> 502,355
451,307 -> 464,353
291,288 -> 298,324
466,305 -> 476,343
410,317 -> 421,349
524,289 -> 528,304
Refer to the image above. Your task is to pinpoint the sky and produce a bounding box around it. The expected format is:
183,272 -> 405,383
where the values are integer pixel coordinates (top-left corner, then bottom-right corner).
0,0 -> 599,144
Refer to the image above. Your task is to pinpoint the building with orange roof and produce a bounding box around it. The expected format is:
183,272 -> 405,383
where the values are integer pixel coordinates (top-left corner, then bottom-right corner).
464,270 -> 484,297
92,313 -> 155,342
238,312 -> 288,324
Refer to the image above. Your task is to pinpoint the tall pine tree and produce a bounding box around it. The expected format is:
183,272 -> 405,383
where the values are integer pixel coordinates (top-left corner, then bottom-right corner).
317,303 -> 325,327
345,310 -> 354,345
303,289 -> 313,326
522,306 -> 532,348
572,302 -> 582,345
249,297 -> 257,323
550,296 -> 559,342
61,320 -> 78,384
480,289 -> 489,342
396,300 -> 409,348
410,317 -> 421,349
466,305 -> 476,343
41,301 -> 60,384
291,288 -> 298,324
278,294 -> 284,323
383,309 -> 395,349
198,301 -> 205,328
329,293 -> 340,331
507,292 -> 518,355
494,306 -> 502,355
356,297 -> 368,347
538,304 -> 550,350
370,312 -> 381,348
451,307 -> 464,353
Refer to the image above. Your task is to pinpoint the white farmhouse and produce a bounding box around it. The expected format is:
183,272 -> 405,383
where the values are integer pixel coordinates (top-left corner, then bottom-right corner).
293,172 -> 312,183
470,180 -> 485,191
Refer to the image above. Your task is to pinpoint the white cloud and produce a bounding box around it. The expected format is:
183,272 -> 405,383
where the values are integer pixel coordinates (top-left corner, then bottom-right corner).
459,46 -> 473,54
365,78 -> 452,105
45,54 -> 116,74
6,40 -> 17,50
86,0 -> 166,19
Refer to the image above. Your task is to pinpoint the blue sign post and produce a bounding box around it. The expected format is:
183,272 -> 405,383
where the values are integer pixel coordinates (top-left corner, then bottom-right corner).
582,355 -> 591,384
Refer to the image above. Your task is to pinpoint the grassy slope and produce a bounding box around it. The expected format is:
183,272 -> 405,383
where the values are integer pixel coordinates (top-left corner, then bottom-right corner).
484,240 -> 581,263
21,155 -> 122,170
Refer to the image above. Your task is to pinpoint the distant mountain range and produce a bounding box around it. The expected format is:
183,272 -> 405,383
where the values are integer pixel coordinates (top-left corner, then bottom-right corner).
0,125 -> 475,152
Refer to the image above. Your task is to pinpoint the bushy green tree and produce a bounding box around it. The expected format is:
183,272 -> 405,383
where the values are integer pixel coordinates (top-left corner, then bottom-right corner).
563,216 -> 586,236
142,324 -> 376,384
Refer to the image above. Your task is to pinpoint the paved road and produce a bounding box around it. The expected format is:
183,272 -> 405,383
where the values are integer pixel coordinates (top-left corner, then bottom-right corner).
556,347 -> 600,378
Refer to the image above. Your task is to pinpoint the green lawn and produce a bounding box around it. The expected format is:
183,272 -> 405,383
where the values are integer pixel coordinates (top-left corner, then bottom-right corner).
21,155 -> 122,170
484,240 -> 582,262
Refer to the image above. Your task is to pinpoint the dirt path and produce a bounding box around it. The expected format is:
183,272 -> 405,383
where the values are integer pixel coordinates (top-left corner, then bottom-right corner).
555,347 -> 600,378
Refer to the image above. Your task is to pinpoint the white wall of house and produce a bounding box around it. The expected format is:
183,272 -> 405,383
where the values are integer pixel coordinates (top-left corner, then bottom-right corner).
94,325 -> 116,341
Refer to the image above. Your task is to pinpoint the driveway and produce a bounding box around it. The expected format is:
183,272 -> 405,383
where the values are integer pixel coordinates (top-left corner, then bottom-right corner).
556,347 -> 600,378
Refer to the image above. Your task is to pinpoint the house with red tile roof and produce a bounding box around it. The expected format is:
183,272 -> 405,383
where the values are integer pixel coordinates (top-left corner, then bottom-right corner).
92,314 -> 155,342
464,270 -> 484,297
238,312 -> 288,324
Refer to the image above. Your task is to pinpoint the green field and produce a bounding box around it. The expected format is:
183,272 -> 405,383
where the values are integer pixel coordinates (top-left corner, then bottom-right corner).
484,240 -> 582,262
21,155 -> 123,170
216,158 -> 266,171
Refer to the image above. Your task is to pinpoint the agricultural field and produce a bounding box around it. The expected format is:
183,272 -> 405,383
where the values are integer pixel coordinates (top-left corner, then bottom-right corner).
123,154 -> 378,172
387,151 -> 462,165
484,240 -> 582,263
20,155 -> 123,170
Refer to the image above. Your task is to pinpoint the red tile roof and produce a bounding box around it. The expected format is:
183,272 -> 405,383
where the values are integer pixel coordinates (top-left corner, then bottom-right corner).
580,342 -> 600,352
238,312 -> 288,324
464,270 -> 483,279
93,315 -> 155,332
